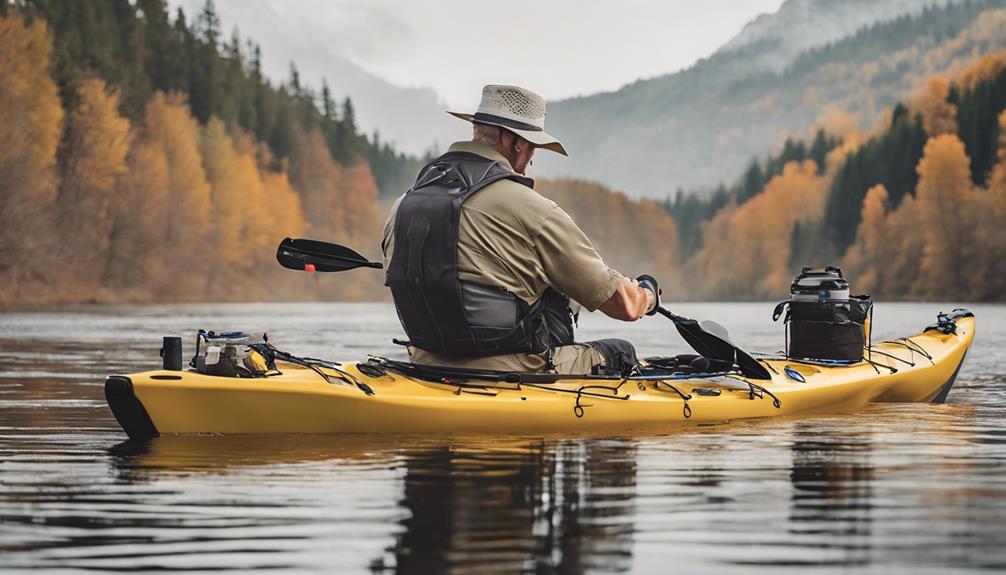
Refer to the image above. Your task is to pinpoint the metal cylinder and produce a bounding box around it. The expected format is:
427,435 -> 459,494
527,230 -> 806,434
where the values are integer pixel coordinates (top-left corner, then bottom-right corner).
160,336 -> 183,370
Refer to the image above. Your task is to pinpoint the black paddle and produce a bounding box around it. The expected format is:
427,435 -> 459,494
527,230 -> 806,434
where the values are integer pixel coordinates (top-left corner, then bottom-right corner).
276,237 -> 770,380
656,306 -> 770,380
276,237 -> 383,272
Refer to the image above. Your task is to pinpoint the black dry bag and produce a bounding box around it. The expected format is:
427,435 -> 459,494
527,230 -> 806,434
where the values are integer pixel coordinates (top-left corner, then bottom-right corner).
772,267 -> 872,362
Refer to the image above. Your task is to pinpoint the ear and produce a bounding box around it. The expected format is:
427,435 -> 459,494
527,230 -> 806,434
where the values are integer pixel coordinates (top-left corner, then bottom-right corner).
500,129 -> 515,148
513,134 -> 527,153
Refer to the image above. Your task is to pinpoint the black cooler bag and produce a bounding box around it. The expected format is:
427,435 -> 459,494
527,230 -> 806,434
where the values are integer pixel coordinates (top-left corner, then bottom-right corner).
774,267 -> 872,362
786,298 -> 872,361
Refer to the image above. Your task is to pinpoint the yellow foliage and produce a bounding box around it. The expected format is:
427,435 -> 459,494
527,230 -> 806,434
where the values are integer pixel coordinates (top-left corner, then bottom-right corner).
202,118 -> 256,293
290,126 -> 346,241
880,195 -> 927,298
814,105 -> 861,141
690,160 -> 827,299
991,110 -> 1006,194
288,126 -> 384,300
956,50 -> 1006,91
913,77 -> 957,136
0,15 -> 63,305
58,78 -> 132,295
842,185 -> 888,293
136,92 -> 212,297
915,134 -> 976,298
105,137 -> 170,299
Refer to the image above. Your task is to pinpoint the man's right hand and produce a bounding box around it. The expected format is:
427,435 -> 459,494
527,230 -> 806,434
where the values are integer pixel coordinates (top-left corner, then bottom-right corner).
636,274 -> 661,316
598,275 -> 662,321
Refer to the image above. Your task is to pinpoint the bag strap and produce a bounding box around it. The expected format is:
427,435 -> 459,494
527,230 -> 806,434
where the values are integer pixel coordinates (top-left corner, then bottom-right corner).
772,300 -> 790,322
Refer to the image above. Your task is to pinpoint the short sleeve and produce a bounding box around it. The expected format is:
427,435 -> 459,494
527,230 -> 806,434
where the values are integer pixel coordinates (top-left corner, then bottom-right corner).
532,205 -> 624,311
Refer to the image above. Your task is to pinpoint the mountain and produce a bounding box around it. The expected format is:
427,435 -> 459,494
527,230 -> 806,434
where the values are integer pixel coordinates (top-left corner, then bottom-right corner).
720,0 -> 955,72
535,0 -> 1000,198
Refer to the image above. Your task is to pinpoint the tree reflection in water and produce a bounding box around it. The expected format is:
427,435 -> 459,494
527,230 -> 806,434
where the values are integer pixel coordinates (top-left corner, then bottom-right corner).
786,425 -> 874,568
381,438 -> 638,574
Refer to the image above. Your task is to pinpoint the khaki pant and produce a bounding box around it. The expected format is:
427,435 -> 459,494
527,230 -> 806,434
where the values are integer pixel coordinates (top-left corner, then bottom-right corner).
409,343 -> 604,374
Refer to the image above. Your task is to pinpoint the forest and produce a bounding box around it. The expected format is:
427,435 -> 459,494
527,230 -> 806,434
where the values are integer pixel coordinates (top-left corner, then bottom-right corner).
0,0 -> 398,305
1,0 -> 1005,307
668,51 -> 1006,301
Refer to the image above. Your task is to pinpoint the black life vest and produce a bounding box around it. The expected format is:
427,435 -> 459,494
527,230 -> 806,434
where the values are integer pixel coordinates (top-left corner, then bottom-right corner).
385,151 -> 575,358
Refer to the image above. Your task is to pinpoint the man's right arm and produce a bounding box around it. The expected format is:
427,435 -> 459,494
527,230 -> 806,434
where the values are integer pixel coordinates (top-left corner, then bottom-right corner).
533,205 -> 657,322
599,277 -> 656,321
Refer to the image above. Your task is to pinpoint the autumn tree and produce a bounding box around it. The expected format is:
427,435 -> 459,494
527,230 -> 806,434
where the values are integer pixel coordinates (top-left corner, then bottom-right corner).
914,77 -> 957,136
289,126 -> 347,242
201,117 -> 253,294
58,78 -> 131,298
0,15 -> 63,305
842,184 -> 889,293
105,92 -> 211,299
967,110 -> 1006,299
877,195 -> 927,299
690,160 -> 827,299
914,134 -> 976,298
103,131 -> 170,299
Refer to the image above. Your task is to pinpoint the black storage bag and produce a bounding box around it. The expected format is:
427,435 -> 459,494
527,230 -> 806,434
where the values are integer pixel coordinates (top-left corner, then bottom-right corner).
787,297 -> 871,362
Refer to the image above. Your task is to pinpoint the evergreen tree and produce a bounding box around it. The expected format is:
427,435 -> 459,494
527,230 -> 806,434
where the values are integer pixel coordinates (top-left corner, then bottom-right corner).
189,0 -> 221,123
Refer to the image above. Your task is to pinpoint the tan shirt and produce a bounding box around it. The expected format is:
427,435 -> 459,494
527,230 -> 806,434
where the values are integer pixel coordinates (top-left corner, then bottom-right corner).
382,141 -> 624,372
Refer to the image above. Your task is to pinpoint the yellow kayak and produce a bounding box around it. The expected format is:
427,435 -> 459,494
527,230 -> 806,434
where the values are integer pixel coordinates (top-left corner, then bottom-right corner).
105,312 -> 974,439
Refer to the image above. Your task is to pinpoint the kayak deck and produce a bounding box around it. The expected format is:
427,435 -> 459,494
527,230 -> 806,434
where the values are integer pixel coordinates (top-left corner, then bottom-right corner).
105,315 -> 974,438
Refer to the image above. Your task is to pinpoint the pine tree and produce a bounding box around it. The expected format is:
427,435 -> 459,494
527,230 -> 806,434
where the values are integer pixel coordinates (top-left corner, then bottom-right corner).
189,0 -> 221,123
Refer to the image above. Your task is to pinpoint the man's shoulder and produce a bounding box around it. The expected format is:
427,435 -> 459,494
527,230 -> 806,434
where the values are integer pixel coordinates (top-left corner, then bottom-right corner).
466,177 -> 558,218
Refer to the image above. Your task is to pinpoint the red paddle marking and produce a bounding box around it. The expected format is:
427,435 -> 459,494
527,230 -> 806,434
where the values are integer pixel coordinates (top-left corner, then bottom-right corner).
304,263 -> 316,272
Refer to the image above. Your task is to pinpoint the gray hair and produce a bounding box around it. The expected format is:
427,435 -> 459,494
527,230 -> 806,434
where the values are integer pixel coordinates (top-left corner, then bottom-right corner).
472,122 -> 503,147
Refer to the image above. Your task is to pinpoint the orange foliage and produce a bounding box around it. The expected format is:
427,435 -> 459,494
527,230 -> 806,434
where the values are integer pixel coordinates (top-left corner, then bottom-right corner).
992,110 -> 1006,194
690,160 -> 827,299
59,78 -> 131,295
915,134 -> 976,297
913,77 -> 957,136
843,184 -> 889,293
103,93 -> 213,299
956,51 -> 1006,91
966,112 -> 1006,299
287,126 -> 384,300
289,127 -> 346,241
0,15 -> 63,305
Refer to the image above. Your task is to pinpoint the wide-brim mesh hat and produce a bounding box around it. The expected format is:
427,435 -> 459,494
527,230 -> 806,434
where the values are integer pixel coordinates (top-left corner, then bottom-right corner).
448,84 -> 567,156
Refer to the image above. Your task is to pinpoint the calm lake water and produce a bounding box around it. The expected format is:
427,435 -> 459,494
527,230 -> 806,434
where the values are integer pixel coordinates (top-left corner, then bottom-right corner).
1,302 -> 1004,574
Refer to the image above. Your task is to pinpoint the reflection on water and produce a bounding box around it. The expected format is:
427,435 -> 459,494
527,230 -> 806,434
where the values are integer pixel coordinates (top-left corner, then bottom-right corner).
2,302 -> 1006,573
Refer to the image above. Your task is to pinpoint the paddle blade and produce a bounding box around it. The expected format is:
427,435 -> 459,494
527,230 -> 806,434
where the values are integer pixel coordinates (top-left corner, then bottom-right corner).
657,307 -> 770,380
276,238 -> 383,272
699,320 -> 731,342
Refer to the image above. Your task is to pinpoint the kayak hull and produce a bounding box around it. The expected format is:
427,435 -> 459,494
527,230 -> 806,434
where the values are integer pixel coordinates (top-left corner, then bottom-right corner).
105,316 -> 974,438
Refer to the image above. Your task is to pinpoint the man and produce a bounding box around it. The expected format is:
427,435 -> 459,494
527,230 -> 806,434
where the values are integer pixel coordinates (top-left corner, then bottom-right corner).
382,85 -> 660,374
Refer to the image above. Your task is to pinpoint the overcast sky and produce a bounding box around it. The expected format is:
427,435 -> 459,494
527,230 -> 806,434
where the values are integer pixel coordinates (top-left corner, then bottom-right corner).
169,0 -> 787,106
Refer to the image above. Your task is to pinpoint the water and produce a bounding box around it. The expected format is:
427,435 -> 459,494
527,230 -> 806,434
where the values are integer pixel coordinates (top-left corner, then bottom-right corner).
1,302 -> 1004,573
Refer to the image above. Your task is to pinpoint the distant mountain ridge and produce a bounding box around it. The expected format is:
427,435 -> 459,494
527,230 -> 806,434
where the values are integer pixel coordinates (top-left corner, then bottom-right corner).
535,0 -> 999,198
720,0 -> 959,72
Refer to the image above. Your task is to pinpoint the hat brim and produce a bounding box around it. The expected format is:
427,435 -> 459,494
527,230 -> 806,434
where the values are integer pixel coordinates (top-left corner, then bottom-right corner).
448,111 -> 567,156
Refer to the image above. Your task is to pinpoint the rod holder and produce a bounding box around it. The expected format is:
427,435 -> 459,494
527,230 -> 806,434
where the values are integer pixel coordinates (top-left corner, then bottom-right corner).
160,336 -> 183,370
